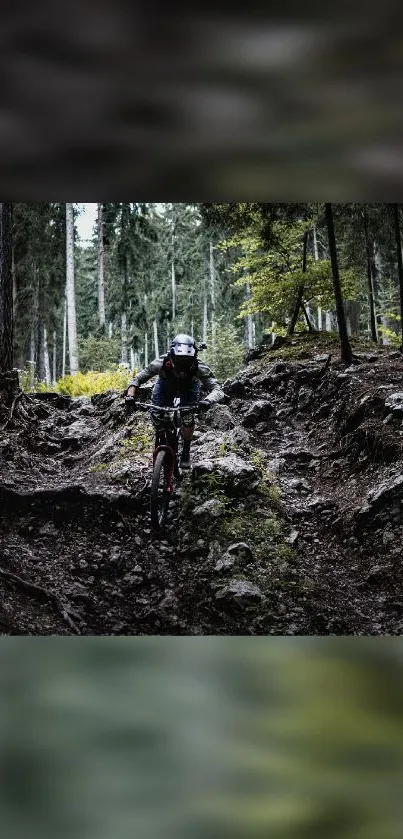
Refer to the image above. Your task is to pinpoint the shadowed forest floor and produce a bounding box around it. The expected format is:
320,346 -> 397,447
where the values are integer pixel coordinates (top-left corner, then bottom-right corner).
1,334 -> 403,635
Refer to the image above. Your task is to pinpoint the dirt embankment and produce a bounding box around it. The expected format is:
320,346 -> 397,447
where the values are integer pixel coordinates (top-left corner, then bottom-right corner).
1,337 -> 403,635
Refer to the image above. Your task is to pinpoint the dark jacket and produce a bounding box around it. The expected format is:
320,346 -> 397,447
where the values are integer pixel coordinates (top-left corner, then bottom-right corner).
128,355 -> 224,404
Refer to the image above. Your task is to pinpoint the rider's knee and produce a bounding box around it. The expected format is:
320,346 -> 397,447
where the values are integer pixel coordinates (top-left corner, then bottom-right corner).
150,409 -> 165,430
180,411 -> 195,428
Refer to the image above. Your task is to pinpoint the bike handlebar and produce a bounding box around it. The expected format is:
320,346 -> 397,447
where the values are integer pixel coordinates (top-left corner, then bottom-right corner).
131,401 -> 202,412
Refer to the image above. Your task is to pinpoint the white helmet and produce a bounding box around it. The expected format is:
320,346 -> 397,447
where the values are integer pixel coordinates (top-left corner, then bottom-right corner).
170,334 -> 197,376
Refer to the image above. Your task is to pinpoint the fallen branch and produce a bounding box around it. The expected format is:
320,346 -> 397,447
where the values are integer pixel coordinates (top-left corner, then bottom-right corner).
0,567 -> 81,634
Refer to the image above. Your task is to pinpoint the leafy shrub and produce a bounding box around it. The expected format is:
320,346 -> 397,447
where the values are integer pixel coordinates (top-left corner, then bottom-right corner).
57,367 -> 134,397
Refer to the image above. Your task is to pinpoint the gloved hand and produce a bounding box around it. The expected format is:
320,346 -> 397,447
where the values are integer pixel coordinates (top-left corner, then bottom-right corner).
198,399 -> 211,412
125,396 -> 137,413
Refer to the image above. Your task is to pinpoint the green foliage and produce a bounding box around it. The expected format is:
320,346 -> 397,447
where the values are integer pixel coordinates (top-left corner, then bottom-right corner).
89,463 -> 109,473
77,337 -> 121,373
377,326 -> 401,347
204,316 -> 245,380
222,215 -> 359,324
119,428 -> 154,455
191,471 -> 229,503
56,368 -> 132,397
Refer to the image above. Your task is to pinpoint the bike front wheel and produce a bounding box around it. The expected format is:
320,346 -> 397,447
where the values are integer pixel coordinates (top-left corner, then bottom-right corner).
150,449 -> 173,530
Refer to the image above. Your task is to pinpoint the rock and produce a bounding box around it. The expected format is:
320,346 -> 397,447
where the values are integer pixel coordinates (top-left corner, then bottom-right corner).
362,565 -> 390,585
207,541 -> 222,562
385,393 -> 403,416
214,542 -> 254,572
286,529 -> 299,546
383,413 -> 395,425
382,529 -> 395,546
192,453 -> 259,492
223,379 -> 247,397
227,426 -> 250,448
226,542 -> 254,561
215,579 -> 264,608
123,573 -> 143,587
297,386 -> 314,410
38,522 -> 58,536
276,407 -> 292,419
356,474 -> 403,523
287,478 -> 310,491
193,498 -> 226,519
32,392 -> 72,410
109,546 -> 121,562
241,400 -> 275,428
214,556 -> 236,572
314,353 -> 331,363
158,591 -> 178,612
66,419 -> 97,441
192,459 -> 215,475
215,454 -> 260,489
202,404 -> 234,431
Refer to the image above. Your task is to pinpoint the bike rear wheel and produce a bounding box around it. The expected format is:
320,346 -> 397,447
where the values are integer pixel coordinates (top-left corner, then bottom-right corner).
150,449 -> 172,529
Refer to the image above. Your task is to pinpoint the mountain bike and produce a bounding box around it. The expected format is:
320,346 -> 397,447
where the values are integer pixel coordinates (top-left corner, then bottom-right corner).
133,399 -> 201,530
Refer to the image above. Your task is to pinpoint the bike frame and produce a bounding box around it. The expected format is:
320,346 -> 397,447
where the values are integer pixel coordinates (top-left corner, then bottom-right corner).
134,399 -> 200,489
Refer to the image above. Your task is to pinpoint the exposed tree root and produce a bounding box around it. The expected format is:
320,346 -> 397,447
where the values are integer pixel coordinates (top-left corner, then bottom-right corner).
0,566 -> 81,634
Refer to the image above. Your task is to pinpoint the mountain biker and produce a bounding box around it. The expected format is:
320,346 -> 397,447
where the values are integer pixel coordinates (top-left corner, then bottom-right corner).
125,334 -> 224,469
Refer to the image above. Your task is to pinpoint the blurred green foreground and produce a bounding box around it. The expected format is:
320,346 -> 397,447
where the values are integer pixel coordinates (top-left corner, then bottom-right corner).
1,639 -> 402,839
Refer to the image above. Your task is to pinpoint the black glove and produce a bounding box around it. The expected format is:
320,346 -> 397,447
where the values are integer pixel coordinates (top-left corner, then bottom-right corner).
125,396 -> 137,413
198,399 -> 211,412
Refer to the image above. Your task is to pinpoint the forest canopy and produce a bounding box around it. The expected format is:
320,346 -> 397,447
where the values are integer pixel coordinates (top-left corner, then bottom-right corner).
6,203 -> 403,389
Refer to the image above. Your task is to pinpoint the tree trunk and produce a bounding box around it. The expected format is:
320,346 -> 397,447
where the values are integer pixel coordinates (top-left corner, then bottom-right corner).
245,279 -> 254,349
52,330 -> 57,384
202,279 -> 208,344
130,347 -> 135,371
363,207 -> 378,343
62,293 -> 67,378
43,325 -> 51,385
209,239 -> 216,357
121,250 -> 129,365
287,229 -> 309,335
171,207 -> 176,323
313,223 -> 319,261
97,203 -> 106,330
65,203 -> 79,374
12,242 -> 16,318
144,331 -> 149,367
121,311 -> 128,365
153,319 -> 159,358
325,203 -> 353,364
392,204 -> 403,350
0,203 -> 13,375
29,325 -> 36,389
317,307 -> 323,330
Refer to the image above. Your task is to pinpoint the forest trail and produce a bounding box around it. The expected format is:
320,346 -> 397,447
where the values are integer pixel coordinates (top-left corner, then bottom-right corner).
1,337 -> 403,635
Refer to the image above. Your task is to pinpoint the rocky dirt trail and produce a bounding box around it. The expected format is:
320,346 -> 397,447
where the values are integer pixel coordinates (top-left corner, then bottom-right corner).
1,337 -> 403,635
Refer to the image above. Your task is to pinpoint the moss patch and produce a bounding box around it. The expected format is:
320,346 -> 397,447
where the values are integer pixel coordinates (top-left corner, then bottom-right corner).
249,331 -> 382,371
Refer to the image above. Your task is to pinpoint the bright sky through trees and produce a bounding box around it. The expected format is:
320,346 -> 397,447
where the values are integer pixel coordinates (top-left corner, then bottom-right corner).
76,203 -> 97,243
